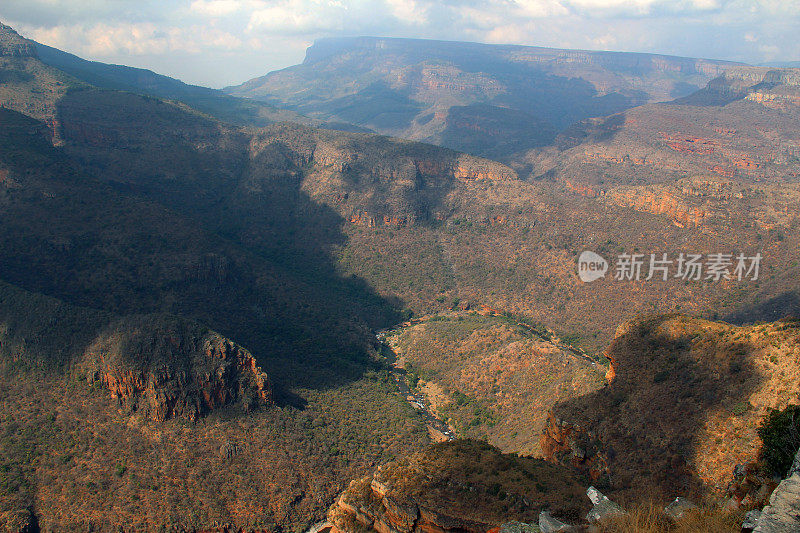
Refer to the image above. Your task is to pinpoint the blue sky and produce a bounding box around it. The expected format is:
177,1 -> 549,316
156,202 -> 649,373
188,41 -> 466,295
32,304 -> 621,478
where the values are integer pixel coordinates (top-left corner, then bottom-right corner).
1,0 -> 798,88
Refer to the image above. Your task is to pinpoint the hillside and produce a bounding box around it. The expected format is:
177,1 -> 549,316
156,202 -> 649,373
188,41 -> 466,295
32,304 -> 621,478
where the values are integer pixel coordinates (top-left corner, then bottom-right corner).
0,43 -> 448,527
385,312 -> 606,455
2,20 -> 800,531
226,36 -> 740,159
324,315 -> 800,532
542,315 -> 800,503
33,40 -> 312,128
54,84 -> 800,352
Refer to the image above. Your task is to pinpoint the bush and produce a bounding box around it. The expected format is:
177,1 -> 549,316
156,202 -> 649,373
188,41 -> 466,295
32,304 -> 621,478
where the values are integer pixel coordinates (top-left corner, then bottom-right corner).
757,405 -> 800,476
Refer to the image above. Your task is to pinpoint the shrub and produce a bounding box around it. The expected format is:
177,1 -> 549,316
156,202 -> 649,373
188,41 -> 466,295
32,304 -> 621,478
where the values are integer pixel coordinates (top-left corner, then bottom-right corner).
757,404 -> 800,476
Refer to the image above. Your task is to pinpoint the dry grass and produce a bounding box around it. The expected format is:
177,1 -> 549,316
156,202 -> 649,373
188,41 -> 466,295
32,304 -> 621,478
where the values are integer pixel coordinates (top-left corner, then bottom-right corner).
597,500 -> 747,533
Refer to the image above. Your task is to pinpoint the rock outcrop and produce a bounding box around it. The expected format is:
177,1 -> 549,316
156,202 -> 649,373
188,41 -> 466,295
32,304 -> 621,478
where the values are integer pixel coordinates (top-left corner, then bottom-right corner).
327,440 -> 588,533
83,315 -> 272,421
585,487 -> 624,523
753,473 -> 800,532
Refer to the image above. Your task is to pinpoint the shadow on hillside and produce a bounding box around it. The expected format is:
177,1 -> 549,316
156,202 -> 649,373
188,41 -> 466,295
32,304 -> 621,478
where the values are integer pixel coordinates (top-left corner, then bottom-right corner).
0,94 -> 418,400
546,315 -> 764,503
27,89 -> 428,393
725,290 -> 800,325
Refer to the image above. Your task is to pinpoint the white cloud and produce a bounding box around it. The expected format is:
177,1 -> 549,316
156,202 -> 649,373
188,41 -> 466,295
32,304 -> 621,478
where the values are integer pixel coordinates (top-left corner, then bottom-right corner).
386,0 -> 429,25
190,0 -> 242,17
21,21 -> 243,57
562,0 -> 725,16
246,0 -> 353,34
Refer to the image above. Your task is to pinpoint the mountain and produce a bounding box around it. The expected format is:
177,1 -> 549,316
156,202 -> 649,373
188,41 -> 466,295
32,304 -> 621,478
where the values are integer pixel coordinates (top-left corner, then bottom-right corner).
0,21 -> 361,133
226,36 -> 741,159
0,22 -> 553,530
32,38 -> 312,128
763,61 -> 800,68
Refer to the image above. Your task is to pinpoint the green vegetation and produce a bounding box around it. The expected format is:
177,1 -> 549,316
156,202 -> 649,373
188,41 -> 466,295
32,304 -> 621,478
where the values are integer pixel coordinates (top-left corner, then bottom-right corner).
758,405 -> 800,476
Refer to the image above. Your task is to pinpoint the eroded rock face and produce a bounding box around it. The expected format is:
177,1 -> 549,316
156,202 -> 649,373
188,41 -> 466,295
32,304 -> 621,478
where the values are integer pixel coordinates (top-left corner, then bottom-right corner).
83,315 -> 271,421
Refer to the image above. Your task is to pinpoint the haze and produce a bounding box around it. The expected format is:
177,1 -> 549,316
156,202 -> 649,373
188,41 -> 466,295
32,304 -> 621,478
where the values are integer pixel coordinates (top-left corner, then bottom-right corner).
0,0 -> 798,88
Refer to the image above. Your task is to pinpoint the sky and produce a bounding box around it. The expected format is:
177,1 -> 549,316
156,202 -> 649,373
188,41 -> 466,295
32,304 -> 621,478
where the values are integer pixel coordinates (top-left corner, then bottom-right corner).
1,0 -> 799,89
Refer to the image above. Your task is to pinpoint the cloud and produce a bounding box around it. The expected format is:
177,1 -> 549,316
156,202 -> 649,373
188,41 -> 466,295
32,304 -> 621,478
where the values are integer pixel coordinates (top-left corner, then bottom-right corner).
246,0 -> 353,34
561,0 -> 726,17
386,0 -> 430,25
190,0 -> 242,17
21,21 -> 243,56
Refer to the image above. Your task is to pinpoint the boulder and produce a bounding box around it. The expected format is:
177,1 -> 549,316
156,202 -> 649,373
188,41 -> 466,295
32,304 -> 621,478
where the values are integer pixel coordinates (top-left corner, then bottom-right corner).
538,511 -> 571,532
787,447 -> 800,478
663,497 -> 697,520
499,521 -> 541,533
585,486 -> 624,522
753,473 -> 800,532
742,509 -> 762,531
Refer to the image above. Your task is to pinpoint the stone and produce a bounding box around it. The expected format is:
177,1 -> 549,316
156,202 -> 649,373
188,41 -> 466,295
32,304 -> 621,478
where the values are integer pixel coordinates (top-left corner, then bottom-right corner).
585,486 -> 624,522
787,447 -> 800,478
753,473 -> 800,532
500,521 -> 541,533
663,497 -> 697,520
538,511 -> 571,533
742,509 -> 761,531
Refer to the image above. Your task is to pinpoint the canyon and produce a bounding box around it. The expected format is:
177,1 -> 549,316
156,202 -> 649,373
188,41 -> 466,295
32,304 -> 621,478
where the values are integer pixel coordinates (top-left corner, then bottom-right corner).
1,19 -> 800,532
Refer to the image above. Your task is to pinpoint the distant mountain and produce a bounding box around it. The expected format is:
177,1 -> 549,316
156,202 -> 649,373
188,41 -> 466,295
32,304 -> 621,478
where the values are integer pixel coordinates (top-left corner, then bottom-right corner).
763,61 -> 800,68
33,40 -> 311,128
226,36 -> 742,159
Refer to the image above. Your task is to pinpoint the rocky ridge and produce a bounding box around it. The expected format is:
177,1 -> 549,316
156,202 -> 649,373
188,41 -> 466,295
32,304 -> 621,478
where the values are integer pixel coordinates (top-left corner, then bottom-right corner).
326,440 -> 589,533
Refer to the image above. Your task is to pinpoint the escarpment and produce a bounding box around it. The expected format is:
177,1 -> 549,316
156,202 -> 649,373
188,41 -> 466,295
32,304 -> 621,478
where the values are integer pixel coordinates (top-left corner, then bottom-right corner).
249,123 -> 518,228
82,315 -> 272,422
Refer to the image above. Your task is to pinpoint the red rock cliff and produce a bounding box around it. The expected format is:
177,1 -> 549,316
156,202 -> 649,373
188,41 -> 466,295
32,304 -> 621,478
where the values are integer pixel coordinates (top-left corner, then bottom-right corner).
82,315 -> 272,421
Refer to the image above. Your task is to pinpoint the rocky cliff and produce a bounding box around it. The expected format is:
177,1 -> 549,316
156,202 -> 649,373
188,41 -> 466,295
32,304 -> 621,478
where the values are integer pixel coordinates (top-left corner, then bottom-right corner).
82,315 -> 272,421
327,440 -> 589,533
